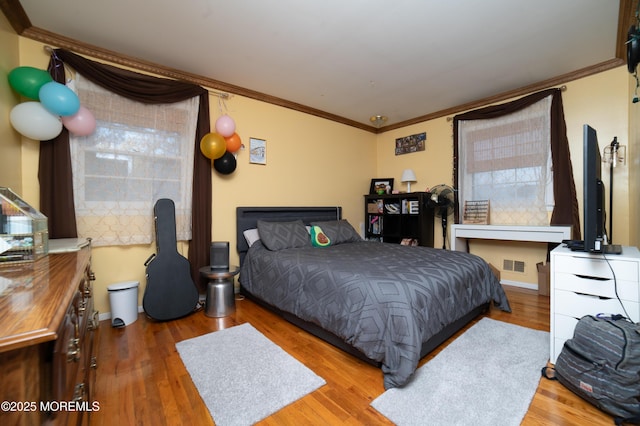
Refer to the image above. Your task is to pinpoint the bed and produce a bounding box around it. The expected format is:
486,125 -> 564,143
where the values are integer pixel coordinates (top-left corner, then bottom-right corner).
237,207 -> 511,389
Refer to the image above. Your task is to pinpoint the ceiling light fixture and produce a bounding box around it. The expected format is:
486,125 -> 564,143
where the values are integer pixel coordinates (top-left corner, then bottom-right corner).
370,115 -> 388,128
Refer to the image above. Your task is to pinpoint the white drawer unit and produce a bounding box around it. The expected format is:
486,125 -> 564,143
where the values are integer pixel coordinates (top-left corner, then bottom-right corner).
550,245 -> 640,363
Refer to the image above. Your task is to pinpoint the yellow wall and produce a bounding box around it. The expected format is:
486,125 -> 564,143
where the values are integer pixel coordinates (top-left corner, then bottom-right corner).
0,12 -> 22,192
1,33 -> 634,312
629,72 -> 640,247
375,66 -> 631,286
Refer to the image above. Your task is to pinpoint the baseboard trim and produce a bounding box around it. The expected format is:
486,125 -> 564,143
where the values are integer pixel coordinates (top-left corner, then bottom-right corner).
98,305 -> 144,322
500,279 -> 537,291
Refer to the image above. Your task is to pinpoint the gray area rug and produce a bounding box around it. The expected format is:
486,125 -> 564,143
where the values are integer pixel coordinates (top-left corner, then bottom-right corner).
371,317 -> 549,426
176,323 -> 325,426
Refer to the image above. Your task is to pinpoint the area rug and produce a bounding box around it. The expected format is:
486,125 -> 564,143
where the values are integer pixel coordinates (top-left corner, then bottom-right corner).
371,317 -> 549,426
176,323 -> 325,426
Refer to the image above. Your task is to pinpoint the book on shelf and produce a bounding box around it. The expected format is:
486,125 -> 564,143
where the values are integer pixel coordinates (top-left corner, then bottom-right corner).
408,200 -> 419,214
369,215 -> 382,234
400,199 -> 419,214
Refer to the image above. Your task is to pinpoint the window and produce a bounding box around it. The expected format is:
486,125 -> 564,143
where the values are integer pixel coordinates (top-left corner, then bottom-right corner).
457,95 -> 553,225
69,74 -> 199,246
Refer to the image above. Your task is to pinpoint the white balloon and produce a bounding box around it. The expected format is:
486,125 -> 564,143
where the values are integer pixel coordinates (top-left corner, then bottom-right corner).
9,101 -> 63,141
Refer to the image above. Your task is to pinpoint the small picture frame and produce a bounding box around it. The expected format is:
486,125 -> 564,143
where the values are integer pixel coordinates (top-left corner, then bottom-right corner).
369,178 -> 394,195
249,137 -> 267,165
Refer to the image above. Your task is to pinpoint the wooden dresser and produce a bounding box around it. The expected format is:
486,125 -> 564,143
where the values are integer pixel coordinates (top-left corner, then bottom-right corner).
0,243 -> 99,426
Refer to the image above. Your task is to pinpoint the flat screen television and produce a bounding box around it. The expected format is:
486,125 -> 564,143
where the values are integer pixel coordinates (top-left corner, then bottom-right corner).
582,124 -> 605,253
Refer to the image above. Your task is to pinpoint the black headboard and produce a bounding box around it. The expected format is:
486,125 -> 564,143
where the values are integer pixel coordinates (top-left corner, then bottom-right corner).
236,206 -> 342,265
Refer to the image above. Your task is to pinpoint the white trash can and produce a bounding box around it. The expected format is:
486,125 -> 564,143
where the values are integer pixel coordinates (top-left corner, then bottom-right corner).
107,281 -> 139,327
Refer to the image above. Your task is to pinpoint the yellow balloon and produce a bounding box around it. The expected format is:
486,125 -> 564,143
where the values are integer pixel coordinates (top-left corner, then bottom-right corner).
200,132 -> 226,160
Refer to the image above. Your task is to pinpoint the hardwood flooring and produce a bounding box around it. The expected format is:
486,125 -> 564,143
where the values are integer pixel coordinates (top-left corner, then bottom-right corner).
91,286 -> 614,425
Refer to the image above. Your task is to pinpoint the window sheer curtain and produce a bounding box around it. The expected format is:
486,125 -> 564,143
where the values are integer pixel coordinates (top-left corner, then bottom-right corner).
453,88 -> 581,239
39,49 -> 212,289
457,95 -> 553,225
71,74 -> 199,246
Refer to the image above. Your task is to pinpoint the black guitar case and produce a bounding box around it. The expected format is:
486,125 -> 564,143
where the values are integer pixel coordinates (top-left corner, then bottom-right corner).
143,198 -> 199,321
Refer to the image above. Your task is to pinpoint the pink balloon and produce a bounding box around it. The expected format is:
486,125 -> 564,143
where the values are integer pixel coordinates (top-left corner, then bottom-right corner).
62,106 -> 96,136
215,115 -> 236,137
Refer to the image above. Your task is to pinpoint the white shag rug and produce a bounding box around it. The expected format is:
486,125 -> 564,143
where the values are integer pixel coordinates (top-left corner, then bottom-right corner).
176,323 -> 325,425
371,317 -> 549,426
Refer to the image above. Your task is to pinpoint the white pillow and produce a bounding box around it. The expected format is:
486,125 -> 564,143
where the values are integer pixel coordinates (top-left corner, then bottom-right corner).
243,228 -> 261,247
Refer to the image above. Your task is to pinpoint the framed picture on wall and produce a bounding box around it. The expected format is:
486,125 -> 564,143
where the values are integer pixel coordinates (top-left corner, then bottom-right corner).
249,137 -> 266,164
395,132 -> 426,155
369,178 -> 394,194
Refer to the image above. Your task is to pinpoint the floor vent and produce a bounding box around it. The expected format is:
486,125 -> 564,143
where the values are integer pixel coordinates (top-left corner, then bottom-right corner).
503,259 -> 525,273
503,259 -> 513,271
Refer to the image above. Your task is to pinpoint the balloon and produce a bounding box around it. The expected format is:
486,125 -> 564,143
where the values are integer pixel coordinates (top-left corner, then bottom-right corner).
215,115 -> 236,138
8,67 -> 53,100
10,101 -> 63,140
224,132 -> 242,153
200,132 -> 226,160
62,106 -> 97,136
39,81 -> 81,116
214,151 -> 237,175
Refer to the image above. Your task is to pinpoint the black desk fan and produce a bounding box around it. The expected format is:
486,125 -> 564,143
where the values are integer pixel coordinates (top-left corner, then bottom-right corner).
427,185 -> 455,250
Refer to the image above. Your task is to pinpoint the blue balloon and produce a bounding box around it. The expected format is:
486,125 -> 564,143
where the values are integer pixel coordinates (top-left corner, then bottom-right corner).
38,81 -> 80,116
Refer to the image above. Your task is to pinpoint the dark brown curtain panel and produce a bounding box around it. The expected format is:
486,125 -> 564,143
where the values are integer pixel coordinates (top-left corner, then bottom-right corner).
453,88 -> 581,240
42,49 -> 212,288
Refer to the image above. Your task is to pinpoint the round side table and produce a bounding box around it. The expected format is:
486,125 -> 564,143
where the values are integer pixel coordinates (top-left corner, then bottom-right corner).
199,265 -> 240,317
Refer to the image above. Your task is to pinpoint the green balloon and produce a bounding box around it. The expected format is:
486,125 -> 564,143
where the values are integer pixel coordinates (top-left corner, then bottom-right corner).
8,66 -> 53,100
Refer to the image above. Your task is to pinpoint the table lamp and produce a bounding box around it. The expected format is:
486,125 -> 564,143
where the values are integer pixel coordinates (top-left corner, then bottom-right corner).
401,169 -> 417,192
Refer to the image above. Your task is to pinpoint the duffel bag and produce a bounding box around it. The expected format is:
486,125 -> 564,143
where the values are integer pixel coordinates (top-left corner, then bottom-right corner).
549,315 -> 640,425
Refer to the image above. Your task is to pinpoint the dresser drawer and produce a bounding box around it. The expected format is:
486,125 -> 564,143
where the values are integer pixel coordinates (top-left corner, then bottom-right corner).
554,289 -> 640,322
552,337 -> 568,364
554,272 -> 639,302
553,254 -> 638,281
553,313 -> 579,341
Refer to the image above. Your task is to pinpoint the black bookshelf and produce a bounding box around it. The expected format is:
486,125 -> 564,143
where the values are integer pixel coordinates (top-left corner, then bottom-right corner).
364,192 -> 434,247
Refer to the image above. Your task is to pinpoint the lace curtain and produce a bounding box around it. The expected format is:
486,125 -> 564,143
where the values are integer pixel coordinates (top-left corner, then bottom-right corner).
457,95 -> 553,225
453,88 -> 581,239
69,75 -> 199,246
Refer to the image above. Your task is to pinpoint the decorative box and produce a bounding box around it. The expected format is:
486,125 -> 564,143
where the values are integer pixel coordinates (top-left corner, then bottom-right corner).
0,187 -> 49,265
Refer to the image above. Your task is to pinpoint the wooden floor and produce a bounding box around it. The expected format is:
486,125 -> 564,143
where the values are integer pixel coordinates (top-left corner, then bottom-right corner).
91,286 -> 614,425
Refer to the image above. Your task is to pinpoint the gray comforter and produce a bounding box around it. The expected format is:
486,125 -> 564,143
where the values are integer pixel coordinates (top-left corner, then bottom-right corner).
240,240 -> 511,388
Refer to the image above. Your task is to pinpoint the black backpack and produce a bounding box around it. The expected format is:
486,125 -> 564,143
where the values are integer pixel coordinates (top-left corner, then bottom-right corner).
543,315 -> 640,425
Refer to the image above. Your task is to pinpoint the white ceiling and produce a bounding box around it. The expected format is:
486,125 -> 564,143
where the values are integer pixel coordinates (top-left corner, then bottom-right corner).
12,0 -> 624,128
